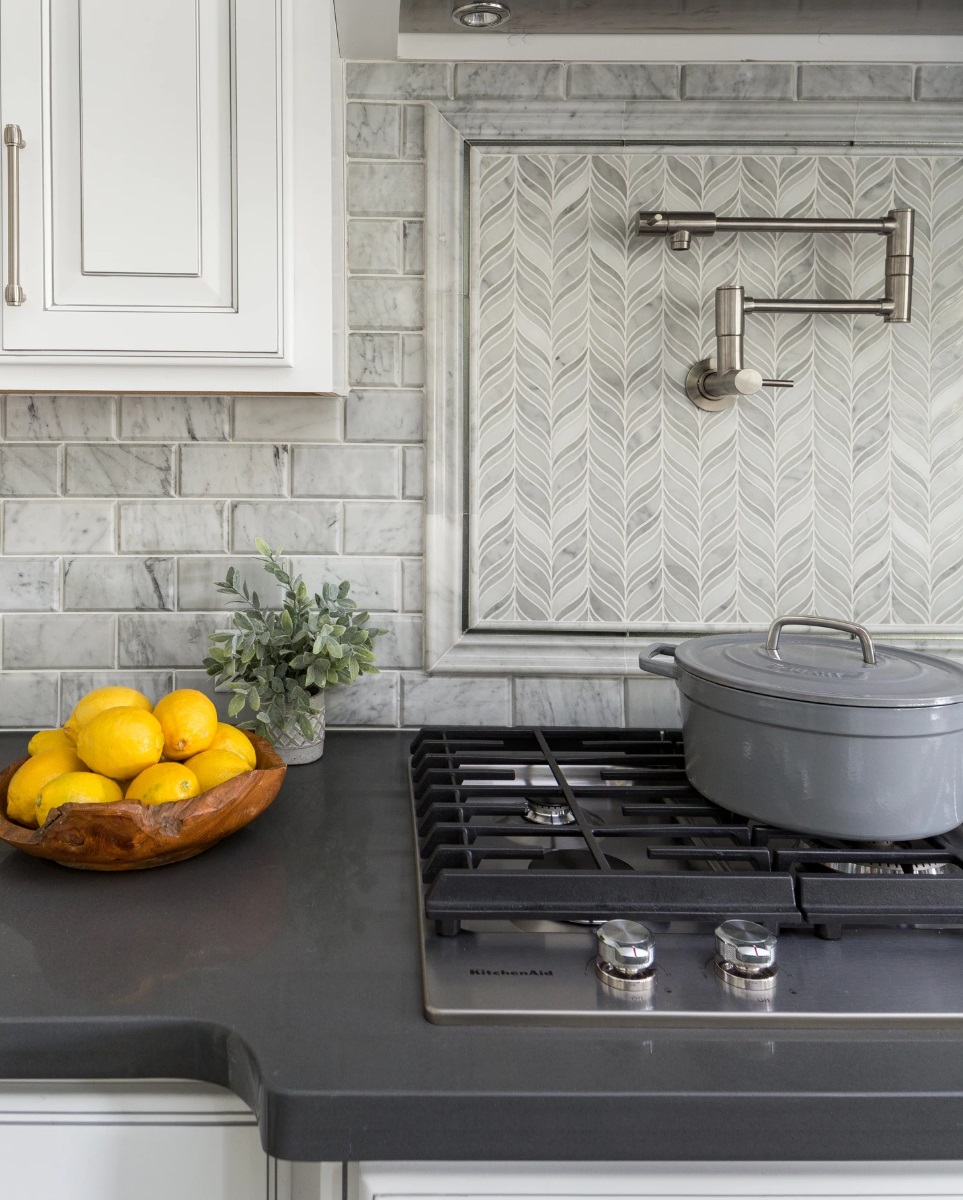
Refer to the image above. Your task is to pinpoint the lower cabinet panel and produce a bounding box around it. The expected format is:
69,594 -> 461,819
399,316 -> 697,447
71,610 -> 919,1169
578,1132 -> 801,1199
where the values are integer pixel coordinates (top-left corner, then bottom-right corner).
0,1082 -> 270,1200
356,1162 -> 963,1200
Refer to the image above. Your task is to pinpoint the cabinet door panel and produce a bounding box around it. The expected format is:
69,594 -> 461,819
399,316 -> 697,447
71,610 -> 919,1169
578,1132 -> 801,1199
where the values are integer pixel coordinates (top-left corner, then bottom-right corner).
0,0 -> 282,356
0,1122 -> 269,1200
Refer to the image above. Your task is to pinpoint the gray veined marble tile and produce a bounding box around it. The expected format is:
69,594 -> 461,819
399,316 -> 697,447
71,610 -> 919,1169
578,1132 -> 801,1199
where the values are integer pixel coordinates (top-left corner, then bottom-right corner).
682,63 -> 794,100
60,671 -> 173,718
346,102 -> 402,158
349,333 -> 400,386
64,556 -> 174,612
799,64 -> 913,101
4,501 -> 114,554
171,670 -> 234,721
0,559 -> 60,612
348,221 -> 402,274
368,613 -> 423,669
176,556 -> 284,612
65,443 -> 174,497
287,555 -> 401,612
343,501 -> 424,555
401,673 -> 511,726
348,162 -> 425,218
403,221 -> 424,275
402,559 -> 424,613
454,63 -> 564,99
403,447 -> 425,500
625,678 -> 683,729
401,334 -> 425,387
404,105 -> 425,158
346,62 -> 452,101
180,444 -> 289,497
0,672 -> 59,727
292,445 -> 400,499
3,613 -> 115,669
231,501 -> 341,554
345,390 -> 424,443
233,396 -> 342,444
118,613 -> 224,668
513,678 -> 624,727
348,278 -> 424,331
119,501 -> 227,554
324,670 -> 400,727
567,63 -> 680,100
916,64 -> 963,100
0,445 -> 60,496
120,395 -> 231,442
5,394 -> 115,441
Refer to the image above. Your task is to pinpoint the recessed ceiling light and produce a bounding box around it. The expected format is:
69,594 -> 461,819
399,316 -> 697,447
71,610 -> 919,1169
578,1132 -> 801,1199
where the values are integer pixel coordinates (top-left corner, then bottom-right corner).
452,2 -> 512,29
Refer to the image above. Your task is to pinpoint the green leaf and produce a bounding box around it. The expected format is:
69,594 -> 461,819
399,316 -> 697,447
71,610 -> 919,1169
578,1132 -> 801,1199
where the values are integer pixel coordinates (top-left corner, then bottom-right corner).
248,687 -> 261,712
254,536 -> 271,557
298,715 -> 316,740
228,692 -> 247,718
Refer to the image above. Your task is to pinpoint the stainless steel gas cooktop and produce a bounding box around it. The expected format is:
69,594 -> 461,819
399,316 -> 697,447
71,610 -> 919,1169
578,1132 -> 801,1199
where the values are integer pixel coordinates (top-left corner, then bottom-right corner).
409,727 -> 963,1026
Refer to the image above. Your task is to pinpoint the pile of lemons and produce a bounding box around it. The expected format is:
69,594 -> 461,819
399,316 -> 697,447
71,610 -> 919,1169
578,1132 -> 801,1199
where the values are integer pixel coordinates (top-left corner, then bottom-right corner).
6,686 -> 257,830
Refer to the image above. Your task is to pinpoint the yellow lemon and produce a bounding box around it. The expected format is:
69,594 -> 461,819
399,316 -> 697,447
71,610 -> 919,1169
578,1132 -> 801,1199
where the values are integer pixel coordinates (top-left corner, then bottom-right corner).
152,690 -> 218,761
185,749 -> 253,793
27,728 -> 75,756
35,772 -> 123,827
6,748 -> 87,828
76,708 -> 165,780
206,723 -> 257,770
126,763 -> 200,807
64,686 -> 153,742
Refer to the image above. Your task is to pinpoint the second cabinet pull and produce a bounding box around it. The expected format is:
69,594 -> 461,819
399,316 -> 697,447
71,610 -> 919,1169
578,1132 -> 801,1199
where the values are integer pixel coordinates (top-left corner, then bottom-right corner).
4,123 -> 25,306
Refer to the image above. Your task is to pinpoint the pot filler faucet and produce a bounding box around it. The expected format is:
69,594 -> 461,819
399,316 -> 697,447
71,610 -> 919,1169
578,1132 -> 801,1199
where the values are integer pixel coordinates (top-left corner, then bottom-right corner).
636,207 -> 914,411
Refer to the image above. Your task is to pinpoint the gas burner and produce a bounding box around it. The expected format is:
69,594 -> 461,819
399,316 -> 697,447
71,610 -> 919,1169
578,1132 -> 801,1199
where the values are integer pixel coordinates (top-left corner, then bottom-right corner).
823,839 -> 906,875
823,859 -> 905,876
523,798 -> 576,826
912,862 -> 950,876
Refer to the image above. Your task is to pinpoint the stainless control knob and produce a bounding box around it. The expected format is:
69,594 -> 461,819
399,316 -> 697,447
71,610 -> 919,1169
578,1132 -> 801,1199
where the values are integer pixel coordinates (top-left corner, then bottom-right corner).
595,920 -> 656,994
713,920 -> 778,993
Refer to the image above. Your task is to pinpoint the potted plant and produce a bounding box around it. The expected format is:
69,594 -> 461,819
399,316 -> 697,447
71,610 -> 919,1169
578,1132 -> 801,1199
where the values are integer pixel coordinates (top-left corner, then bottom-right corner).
203,539 -> 386,765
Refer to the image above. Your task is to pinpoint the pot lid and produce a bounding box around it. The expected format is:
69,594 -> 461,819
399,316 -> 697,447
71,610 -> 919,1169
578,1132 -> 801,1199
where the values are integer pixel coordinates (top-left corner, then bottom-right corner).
675,616 -> 963,708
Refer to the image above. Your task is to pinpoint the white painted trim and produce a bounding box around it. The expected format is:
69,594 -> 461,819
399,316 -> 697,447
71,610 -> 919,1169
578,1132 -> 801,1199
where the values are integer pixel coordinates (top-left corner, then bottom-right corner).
399,33 -> 963,63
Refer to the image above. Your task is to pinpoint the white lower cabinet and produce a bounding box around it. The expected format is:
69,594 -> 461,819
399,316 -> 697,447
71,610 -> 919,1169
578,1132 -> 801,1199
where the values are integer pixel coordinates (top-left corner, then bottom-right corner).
355,1162 -> 963,1200
0,1081 -> 287,1200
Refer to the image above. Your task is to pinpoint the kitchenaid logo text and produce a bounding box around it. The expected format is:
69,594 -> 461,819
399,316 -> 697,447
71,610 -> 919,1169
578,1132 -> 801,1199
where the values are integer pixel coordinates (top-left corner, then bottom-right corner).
469,968 -> 554,976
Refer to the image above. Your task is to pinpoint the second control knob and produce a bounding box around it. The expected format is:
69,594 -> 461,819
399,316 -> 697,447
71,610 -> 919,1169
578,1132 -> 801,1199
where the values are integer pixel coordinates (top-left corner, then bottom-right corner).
595,920 -> 656,994
713,919 -> 778,992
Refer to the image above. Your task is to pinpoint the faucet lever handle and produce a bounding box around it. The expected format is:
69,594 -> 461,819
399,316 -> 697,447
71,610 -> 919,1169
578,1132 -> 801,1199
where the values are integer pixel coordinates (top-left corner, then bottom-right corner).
761,378 -> 794,388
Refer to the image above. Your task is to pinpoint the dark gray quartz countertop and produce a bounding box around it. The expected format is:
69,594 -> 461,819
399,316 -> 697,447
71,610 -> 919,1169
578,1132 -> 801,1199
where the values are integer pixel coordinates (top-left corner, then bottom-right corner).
1,728 -> 963,1162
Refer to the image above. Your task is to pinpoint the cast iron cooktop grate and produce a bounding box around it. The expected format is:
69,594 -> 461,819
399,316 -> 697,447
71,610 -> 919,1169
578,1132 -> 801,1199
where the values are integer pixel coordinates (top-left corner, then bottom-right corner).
409,727 -> 963,938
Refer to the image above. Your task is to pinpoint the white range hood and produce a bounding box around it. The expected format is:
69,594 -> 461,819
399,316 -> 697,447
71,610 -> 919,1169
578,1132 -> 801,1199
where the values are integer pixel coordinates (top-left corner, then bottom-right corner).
335,0 -> 963,61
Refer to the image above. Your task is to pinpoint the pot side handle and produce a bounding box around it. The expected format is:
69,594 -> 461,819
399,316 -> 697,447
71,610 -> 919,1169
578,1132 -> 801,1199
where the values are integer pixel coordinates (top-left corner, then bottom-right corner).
639,644 -> 680,680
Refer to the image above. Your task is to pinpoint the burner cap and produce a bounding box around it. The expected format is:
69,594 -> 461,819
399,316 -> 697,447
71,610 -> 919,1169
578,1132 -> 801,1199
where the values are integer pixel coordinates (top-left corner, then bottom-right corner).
523,799 -> 576,826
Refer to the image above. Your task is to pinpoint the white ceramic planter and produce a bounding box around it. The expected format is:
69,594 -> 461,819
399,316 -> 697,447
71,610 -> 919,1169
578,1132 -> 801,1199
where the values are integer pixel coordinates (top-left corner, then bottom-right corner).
270,698 -> 325,766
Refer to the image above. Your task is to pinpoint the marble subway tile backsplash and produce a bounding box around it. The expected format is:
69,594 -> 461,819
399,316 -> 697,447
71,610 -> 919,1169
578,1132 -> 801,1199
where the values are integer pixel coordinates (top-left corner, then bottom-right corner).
0,58 -> 952,731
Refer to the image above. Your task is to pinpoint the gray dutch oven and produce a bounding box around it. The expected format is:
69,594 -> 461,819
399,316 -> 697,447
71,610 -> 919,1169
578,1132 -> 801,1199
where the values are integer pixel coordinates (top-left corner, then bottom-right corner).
639,614 -> 963,841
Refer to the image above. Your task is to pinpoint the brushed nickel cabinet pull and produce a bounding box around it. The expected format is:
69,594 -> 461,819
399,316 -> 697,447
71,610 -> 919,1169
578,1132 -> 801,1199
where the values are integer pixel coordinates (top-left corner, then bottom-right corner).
4,123 -> 25,306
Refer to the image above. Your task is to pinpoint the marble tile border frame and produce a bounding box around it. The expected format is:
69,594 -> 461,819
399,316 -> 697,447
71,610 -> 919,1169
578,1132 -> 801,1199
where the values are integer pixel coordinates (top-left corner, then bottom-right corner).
424,100 -> 963,676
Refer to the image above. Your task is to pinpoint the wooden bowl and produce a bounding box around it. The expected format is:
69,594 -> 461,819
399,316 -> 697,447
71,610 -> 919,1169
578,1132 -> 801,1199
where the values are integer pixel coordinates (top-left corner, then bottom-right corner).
0,733 -> 286,871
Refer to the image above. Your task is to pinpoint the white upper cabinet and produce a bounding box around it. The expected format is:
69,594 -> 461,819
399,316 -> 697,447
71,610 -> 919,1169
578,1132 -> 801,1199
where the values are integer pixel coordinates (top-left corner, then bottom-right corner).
0,0 -> 343,393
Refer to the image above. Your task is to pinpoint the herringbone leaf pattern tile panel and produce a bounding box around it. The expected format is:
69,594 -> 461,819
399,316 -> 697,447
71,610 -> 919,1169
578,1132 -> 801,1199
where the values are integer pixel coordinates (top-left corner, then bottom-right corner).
469,151 -> 962,633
